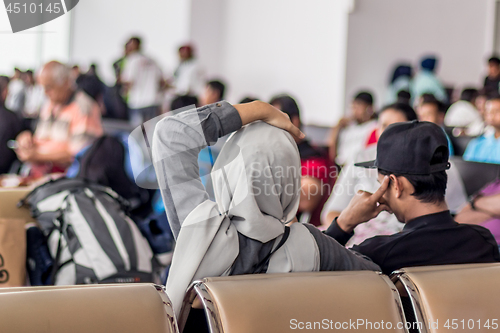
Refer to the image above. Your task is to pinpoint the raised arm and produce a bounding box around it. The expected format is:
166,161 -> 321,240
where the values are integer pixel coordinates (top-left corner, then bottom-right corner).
152,101 -> 303,238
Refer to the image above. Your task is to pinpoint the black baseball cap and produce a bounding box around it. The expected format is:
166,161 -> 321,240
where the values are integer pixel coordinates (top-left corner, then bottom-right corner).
355,121 -> 451,175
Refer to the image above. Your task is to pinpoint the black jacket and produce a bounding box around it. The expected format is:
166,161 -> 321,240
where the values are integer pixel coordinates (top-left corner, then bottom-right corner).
326,211 -> 500,275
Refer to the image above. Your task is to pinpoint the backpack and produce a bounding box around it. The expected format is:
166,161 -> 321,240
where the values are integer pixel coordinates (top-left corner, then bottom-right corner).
20,178 -> 154,285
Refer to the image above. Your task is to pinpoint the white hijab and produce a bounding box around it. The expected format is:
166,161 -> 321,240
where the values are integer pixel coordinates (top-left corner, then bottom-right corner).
166,122 -> 319,316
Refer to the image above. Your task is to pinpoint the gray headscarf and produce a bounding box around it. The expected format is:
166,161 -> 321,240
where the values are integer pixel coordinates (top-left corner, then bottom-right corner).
166,121 -> 319,316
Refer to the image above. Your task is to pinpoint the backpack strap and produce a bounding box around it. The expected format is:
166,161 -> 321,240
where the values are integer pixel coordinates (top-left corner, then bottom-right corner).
252,226 -> 290,274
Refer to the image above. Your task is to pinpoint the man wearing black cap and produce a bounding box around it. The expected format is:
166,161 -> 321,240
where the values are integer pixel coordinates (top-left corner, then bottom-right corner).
325,120 -> 500,275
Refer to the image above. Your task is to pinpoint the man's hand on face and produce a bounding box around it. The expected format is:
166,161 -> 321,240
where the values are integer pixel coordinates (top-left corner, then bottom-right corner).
336,176 -> 392,233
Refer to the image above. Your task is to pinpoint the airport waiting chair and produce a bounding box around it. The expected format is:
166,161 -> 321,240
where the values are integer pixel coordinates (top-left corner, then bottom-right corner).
0,283 -> 178,333
450,157 -> 500,196
449,134 -> 473,157
180,271 -> 409,333
391,263 -> 500,333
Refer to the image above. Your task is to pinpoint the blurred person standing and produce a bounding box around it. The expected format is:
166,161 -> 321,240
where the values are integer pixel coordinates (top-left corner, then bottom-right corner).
483,56 -> 500,96
0,76 -> 23,174
22,70 -> 45,129
173,44 -> 204,97
14,61 -> 103,175
385,64 -> 412,104
329,91 -> 377,166
5,68 -> 25,113
463,95 -> 500,164
121,37 -> 164,126
411,56 -> 447,103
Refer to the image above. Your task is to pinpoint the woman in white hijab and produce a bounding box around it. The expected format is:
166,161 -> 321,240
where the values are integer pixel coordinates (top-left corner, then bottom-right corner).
152,100 -> 380,316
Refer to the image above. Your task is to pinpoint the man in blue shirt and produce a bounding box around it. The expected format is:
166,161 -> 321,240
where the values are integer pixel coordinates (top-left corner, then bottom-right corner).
463,95 -> 500,164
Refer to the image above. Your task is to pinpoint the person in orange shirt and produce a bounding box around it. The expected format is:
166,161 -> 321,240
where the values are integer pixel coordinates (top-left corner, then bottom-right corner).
15,61 -> 103,174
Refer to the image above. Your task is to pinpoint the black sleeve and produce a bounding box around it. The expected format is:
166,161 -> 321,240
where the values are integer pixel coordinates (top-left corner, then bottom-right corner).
324,217 -> 354,246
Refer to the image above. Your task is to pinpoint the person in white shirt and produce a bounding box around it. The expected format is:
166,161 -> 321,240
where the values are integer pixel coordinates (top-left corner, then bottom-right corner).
22,70 -> 45,121
173,44 -> 205,97
321,103 -> 468,246
5,68 -> 25,113
445,88 -> 486,137
121,37 -> 164,127
329,91 -> 377,166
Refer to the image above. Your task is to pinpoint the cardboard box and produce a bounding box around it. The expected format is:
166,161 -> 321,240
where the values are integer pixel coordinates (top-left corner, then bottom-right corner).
0,187 -> 34,222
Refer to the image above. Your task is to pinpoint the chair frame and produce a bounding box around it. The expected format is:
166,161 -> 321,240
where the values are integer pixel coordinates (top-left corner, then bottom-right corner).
391,271 -> 429,333
154,284 -> 181,333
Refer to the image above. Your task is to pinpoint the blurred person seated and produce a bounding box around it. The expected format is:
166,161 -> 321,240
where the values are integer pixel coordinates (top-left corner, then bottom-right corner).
239,96 -> 259,104
329,91 -> 377,166
322,104 -> 467,240
85,64 -> 107,103
445,88 -> 485,137
5,68 -> 25,113
102,62 -> 129,120
121,36 -> 164,126
395,90 -> 411,105
463,94 -> 500,164
270,94 -> 333,226
456,180 -> 500,246
322,103 -> 417,240
416,93 -> 454,155
199,80 -> 226,106
173,44 -> 205,97
14,61 -> 103,176
0,76 -> 24,174
67,134 -> 151,217
365,90 -> 412,147
71,65 -> 81,81
411,56 -> 447,103
170,95 -> 198,110
483,56 -> 500,96
385,64 -> 412,104
365,91 -> 412,147
325,121 -> 499,275
476,88 -> 489,118
76,74 -> 105,111
22,70 -> 45,128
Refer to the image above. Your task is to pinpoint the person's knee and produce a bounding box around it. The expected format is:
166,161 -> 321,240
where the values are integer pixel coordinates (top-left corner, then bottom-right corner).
300,177 -> 324,212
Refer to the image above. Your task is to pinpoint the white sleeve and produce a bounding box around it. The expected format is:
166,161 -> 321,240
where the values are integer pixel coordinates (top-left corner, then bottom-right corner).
445,161 -> 468,214
320,162 -> 359,224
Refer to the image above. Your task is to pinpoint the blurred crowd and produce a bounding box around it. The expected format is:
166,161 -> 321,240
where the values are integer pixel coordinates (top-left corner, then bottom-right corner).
1,37 -> 500,244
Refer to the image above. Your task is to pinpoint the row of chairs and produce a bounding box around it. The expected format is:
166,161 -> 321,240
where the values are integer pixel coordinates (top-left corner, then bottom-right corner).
1,263 -> 499,332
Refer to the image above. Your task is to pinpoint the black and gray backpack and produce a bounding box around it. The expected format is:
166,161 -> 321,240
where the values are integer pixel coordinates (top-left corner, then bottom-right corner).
20,178 -> 154,285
